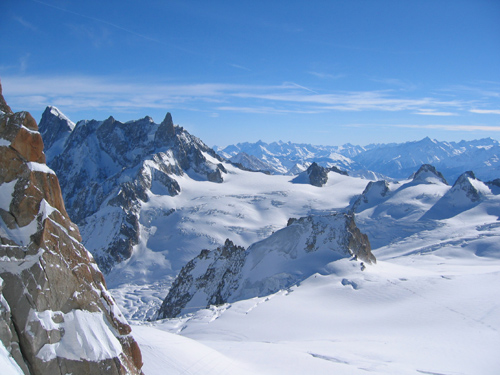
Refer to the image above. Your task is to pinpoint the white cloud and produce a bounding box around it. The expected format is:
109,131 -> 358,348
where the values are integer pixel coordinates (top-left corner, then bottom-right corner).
216,106 -> 323,115
0,75 -> 481,117
470,109 -> 500,115
414,109 -> 457,116
308,72 -> 344,80
391,124 -> 500,132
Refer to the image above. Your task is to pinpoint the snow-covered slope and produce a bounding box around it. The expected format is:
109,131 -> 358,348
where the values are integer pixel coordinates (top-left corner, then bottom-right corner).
39,107 -> 374,320
157,213 -> 374,318
41,108 -> 227,275
140,163 -> 500,375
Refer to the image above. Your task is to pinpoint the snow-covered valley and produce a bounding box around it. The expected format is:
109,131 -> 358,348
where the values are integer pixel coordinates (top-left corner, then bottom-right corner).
11,104 -> 499,374
128,166 -> 500,374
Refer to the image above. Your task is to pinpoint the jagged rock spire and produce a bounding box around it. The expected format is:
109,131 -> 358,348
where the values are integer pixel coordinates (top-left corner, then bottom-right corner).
154,112 -> 175,146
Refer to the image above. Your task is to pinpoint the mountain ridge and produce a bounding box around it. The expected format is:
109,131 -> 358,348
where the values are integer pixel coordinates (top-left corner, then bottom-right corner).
216,137 -> 500,182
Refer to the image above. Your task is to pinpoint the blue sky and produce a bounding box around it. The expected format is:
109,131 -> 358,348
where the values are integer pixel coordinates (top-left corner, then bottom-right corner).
1,0 -> 500,147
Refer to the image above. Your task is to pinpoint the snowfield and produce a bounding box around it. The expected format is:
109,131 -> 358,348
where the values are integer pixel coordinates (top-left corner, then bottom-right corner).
107,166 -> 369,320
115,166 -> 500,374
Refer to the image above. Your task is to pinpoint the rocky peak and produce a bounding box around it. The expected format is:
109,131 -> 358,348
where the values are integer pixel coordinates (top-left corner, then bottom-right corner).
154,112 -> 175,147
411,164 -> 448,185
40,109 -> 226,274
292,162 -> 348,187
38,106 -> 75,162
351,180 -> 391,212
307,162 -> 329,187
157,213 -> 374,319
0,92 -> 143,374
156,239 -> 246,319
451,171 -> 484,202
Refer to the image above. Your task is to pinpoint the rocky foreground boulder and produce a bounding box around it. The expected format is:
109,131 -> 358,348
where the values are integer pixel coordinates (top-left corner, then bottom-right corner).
157,212 -> 374,319
0,84 -> 143,374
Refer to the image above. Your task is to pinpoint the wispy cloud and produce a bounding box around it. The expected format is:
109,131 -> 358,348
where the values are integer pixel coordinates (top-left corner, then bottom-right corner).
0,74 -> 488,118
414,109 -> 457,116
216,106 -> 324,115
370,77 -> 417,91
14,16 -> 37,31
470,109 -> 500,115
31,0 -> 197,55
308,71 -> 344,80
228,63 -> 251,71
391,124 -> 500,132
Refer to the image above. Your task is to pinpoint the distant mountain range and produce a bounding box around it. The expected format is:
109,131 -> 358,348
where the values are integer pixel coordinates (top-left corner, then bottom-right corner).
37,106 -> 500,321
216,137 -> 500,183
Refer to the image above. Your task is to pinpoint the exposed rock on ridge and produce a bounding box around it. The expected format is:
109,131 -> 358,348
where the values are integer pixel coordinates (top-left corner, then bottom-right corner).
410,164 -> 448,185
157,212 -> 374,319
39,107 -> 226,273
0,87 -> 143,374
292,162 -> 348,187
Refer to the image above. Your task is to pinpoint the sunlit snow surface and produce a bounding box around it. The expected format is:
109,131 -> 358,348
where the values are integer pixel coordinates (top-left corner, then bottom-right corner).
112,168 -> 500,374
107,166 -> 368,320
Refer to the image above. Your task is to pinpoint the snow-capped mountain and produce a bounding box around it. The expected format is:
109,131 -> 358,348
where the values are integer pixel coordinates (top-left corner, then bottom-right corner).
217,137 -> 500,182
25,103 -> 500,374
144,161 -> 500,375
39,109 -> 227,274
38,106 -> 75,161
353,136 -> 500,182
0,86 -> 143,375
216,140 -> 363,175
157,213 -> 374,318
228,152 -> 275,174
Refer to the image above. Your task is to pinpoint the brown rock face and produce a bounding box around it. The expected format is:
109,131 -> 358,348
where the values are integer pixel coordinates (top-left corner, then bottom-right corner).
0,84 -> 143,374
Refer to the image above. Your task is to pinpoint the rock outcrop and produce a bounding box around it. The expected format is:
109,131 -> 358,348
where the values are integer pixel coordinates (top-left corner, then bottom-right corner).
351,180 -> 391,212
40,107 -> 225,273
292,162 -> 348,187
410,164 -> 448,185
157,212 -> 374,319
38,107 -> 74,161
0,86 -> 143,374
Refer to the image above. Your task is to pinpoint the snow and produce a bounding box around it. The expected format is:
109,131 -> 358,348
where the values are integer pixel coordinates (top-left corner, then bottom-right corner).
34,309 -> 123,362
0,138 -> 10,147
103,165 -> 369,298
135,237 -> 500,374
0,342 -> 24,375
49,106 -> 75,130
0,179 -> 17,211
26,162 -> 55,175
123,164 -> 500,374
0,215 -> 38,248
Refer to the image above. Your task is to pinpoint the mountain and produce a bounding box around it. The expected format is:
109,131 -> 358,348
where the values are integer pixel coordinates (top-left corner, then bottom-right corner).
292,162 -> 348,187
39,109 -> 227,274
157,212 -> 374,319
228,152 -> 274,174
0,85 -> 143,374
144,162 -> 500,374
217,137 -> 500,182
216,140 -> 363,175
38,106 -> 75,161
422,171 -> 491,220
39,107 -> 372,320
